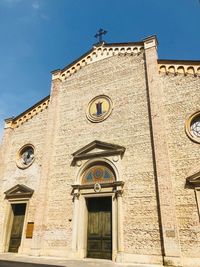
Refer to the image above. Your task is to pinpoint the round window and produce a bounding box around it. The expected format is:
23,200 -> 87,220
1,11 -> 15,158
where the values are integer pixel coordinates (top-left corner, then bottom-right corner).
190,117 -> 200,137
16,145 -> 35,169
185,111 -> 200,143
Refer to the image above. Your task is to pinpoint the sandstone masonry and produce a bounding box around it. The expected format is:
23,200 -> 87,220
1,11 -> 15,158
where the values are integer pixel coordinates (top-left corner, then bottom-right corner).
0,36 -> 200,267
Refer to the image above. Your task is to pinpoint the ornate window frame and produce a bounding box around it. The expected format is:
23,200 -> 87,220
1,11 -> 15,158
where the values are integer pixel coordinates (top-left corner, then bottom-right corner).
16,144 -> 35,169
185,111 -> 200,143
86,95 -> 113,123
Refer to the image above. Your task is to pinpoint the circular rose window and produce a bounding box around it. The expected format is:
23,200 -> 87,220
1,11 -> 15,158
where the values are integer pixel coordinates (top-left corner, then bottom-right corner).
191,117 -> 200,137
16,145 -> 35,169
185,111 -> 200,143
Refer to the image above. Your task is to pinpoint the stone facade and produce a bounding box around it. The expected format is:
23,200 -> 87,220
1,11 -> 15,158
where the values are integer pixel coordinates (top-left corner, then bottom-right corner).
0,36 -> 200,267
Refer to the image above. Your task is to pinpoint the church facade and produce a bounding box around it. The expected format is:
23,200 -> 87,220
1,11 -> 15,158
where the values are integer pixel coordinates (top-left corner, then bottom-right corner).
0,35 -> 200,267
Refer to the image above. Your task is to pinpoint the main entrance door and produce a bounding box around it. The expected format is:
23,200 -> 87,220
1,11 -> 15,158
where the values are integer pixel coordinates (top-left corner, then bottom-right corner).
87,197 -> 112,260
8,203 -> 26,252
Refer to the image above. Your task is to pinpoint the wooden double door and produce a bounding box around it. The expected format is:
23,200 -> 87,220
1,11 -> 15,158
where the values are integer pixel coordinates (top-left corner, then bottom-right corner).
9,203 -> 26,253
87,197 -> 112,260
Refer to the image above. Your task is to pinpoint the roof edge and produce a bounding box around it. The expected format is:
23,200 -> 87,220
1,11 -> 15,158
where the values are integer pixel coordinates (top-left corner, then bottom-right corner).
4,95 -> 50,129
13,95 -> 50,121
158,59 -> 200,65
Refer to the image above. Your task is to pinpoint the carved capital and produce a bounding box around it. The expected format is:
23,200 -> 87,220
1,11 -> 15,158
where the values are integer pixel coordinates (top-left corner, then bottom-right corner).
115,189 -> 123,198
72,192 -> 80,201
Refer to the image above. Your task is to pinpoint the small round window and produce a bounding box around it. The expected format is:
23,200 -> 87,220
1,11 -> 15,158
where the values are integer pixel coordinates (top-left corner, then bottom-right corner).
16,145 -> 35,169
186,111 -> 200,143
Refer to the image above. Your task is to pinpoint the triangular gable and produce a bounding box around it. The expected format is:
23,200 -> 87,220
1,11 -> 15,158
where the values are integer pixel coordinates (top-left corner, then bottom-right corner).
71,140 -> 125,166
52,41 -> 144,82
4,184 -> 34,199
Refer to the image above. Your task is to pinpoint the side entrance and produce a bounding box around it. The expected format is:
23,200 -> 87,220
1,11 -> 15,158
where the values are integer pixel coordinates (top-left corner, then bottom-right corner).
8,203 -> 26,252
87,197 -> 112,260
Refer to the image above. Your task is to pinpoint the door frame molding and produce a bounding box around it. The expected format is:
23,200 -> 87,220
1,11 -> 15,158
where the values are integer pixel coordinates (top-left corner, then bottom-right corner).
3,200 -> 29,253
2,184 -> 34,253
86,196 -> 113,259
71,157 -> 124,262
71,189 -> 124,261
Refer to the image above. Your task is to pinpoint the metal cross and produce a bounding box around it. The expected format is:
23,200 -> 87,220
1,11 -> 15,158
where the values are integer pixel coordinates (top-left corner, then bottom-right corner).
94,28 -> 107,43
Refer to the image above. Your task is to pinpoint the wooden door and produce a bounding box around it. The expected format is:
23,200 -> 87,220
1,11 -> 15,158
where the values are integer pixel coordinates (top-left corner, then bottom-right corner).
9,204 -> 26,252
87,197 -> 112,259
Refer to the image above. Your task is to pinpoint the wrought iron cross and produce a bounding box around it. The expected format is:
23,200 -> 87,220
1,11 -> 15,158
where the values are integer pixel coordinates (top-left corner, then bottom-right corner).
94,28 -> 107,43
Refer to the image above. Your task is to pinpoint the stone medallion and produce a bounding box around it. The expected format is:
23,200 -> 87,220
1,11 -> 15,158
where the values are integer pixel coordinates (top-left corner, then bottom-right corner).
86,95 -> 113,123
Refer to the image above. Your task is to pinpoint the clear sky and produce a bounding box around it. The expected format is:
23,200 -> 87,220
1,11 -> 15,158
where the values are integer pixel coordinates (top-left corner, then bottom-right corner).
0,0 -> 200,139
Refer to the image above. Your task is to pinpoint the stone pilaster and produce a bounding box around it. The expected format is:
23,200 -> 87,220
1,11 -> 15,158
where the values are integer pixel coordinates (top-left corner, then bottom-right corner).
116,190 -> 124,262
71,191 -> 80,253
0,122 -> 13,253
30,77 -> 62,256
143,36 -> 182,267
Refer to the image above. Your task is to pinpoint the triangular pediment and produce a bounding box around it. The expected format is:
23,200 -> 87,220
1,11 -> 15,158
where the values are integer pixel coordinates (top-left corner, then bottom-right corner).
4,184 -> 34,199
186,171 -> 200,186
71,140 -> 125,166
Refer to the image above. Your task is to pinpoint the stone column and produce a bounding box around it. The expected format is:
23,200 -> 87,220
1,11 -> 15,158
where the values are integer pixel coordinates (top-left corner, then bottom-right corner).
71,191 -> 80,254
116,189 -> 124,262
143,36 -> 182,267
30,75 -> 62,256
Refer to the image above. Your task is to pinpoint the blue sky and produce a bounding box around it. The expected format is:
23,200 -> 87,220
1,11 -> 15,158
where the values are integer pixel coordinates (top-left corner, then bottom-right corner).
0,0 -> 200,138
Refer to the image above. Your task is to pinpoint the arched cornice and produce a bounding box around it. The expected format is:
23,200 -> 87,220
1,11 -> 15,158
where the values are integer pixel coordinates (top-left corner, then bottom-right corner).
158,59 -> 200,77
52,42 -> 144,82
4,95 -> 50,129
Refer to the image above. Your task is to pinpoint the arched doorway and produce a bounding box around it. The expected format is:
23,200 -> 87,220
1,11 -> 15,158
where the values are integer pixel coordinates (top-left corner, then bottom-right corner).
71,160 -> 124,261
82,163 -> 115,260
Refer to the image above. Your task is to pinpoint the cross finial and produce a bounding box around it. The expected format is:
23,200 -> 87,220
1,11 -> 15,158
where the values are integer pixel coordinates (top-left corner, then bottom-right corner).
94,28 -> 107,43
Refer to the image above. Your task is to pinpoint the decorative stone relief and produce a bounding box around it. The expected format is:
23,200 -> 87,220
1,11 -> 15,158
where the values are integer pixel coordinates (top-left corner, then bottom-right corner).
86,95 -> 113,123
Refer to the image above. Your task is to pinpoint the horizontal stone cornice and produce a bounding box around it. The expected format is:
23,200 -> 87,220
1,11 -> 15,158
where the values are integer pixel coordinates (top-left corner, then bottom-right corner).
186,171 -> 200,186
4,95 -> 50,129
158,59 -> 200,76
52,42 -> 144,82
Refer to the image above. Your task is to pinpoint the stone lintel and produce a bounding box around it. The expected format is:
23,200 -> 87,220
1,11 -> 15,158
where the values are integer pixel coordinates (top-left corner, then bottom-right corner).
71,181 -> 124,191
